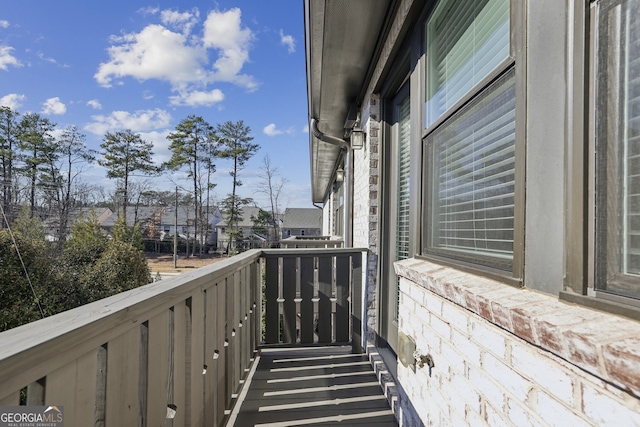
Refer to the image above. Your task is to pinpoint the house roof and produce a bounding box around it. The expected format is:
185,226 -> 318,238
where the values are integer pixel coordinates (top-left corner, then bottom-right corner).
43,207 -> 113,228
217,206 -> 266,228
282,208 -> 322,229
305,0 -> 394,203
159,206 -> 221,226
101,206 -> 165,227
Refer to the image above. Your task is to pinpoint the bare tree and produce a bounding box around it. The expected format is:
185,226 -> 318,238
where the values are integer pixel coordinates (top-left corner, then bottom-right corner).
256,154 -> 287,244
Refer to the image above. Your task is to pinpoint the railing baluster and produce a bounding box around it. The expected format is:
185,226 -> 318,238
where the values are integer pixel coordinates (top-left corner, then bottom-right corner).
217,280 -> 228,426
264,257 -> 279,344
95,345 -> 107,427
352,253 -> 364,353
147,310 -> 170,427
317,255 -> 333,343
174,300 -> 189,427
190,290 -> 205,426
335,254 -> 350,343
282,256 -> 297,344
299,256 -> 315,343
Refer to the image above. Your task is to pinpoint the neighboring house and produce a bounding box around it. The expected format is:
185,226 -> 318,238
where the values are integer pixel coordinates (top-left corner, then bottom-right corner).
281,207 -> 322,239
101,206 -> 165,237
158,205 -> 223,247
43,207 -> 113,241
306,0 -> 640,425
216,206 -> 274,250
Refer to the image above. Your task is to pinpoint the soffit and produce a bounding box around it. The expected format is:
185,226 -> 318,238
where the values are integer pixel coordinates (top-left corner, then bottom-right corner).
305,0 -> 391,203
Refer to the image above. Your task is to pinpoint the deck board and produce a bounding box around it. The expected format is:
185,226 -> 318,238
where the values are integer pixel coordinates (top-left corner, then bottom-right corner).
230,346 -> 398,426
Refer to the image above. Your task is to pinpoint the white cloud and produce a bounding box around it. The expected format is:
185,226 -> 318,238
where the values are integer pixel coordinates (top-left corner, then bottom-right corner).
37,51 -> 58,65
0,20 -> 9,29
0,93 -> 25,110
263,123 -> 295,137
94,7 -> 259,102
87,99 -> 102,110
94,24 -> 208,87
280,30 -> 295,53
138,6 -> 159,16
161,8 -> 199,35
203,8 -> 255,88
0,46 -> 21,70
263,123 -> 283,136
169,88 -> 224,107
42,97 -> 66,115
84,108 -> 172,135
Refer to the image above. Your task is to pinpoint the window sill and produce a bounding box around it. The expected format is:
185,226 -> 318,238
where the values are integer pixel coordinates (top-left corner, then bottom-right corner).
560,291 -> 640,322
394,257 -> 640,398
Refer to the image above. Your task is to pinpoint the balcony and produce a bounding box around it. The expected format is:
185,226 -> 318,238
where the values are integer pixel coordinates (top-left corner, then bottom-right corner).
0,247 -> 396,426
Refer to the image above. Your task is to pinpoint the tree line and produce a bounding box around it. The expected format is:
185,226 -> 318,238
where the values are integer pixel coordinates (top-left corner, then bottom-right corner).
0,105 -> 293,331
0,107 -> 264,254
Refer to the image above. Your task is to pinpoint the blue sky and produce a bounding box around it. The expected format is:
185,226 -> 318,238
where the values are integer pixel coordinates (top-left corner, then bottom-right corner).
0,1 -> 313,209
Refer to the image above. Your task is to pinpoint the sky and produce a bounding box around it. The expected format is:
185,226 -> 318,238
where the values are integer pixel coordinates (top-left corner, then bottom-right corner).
0,0 -> 314,210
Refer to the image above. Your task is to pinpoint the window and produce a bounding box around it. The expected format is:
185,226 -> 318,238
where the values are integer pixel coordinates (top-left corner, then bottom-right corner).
425,0 -> 511,128
424,69 -> 516,270
422,0 -> 515,272
595,0 -> 640,299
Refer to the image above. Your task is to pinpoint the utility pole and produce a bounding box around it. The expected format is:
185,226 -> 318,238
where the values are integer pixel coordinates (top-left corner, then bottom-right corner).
174,187 -> 178,269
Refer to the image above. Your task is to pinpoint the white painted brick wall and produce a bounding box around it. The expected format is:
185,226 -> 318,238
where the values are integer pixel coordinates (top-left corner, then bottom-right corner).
395,260 -> 640,427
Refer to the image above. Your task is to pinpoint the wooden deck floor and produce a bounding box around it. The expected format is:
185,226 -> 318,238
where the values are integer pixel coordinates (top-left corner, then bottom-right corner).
229,346 -> 398,426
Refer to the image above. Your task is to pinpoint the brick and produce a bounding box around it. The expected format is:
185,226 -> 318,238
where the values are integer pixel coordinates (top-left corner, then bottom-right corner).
485,401 -> 511,427
581,383 -> 640,426
466,408 -> 485,427
562,317 -> 633,375
451,329 -> 481,369
510,299 -> 567,345
475,287 -> 522,325
451,370 -> 482,414
431,314 -> 452,340
483,352 -> 531,401
425,294 -> 443,318
507,398 -> 545,427
532,308 -> 603,354
469,365 -> 505,411
470,320 -> 507,359
442,301 -> 470,334
602,337 -> 640,396
440,340 -> 466,377
536,390 -> 590,427
490,291 -> 548,332
511,342 -> 574,405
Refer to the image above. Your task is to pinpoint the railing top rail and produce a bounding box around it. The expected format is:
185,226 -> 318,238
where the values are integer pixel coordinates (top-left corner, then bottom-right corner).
262,247 -> 367,257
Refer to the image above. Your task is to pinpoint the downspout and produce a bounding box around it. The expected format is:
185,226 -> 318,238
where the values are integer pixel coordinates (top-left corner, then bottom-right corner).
311,118 -> 353,247
310,118 -> 348,148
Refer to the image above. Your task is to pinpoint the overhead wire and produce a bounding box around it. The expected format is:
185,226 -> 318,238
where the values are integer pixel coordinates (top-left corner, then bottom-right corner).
0,202 -> 46,320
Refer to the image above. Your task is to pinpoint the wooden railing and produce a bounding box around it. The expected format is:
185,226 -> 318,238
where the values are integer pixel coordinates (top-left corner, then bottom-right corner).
262,248 -> 363,352
280,236 -> 343,248
0,247 -> 365,427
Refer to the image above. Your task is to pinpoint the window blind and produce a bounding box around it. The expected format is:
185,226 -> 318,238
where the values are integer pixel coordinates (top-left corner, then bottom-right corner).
396,95 -> 411,263
427,69 -> 516,269
425,0 -> 510,128
622,1 -> 640,276
596,0 -> 640,297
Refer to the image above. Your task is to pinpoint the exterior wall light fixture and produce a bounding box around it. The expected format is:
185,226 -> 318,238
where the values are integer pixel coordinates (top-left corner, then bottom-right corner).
336,166 -> 345,182
350,128 -> 364,149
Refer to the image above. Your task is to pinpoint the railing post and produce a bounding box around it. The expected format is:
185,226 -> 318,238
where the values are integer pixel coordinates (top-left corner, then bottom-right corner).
351,251 -> 365,354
